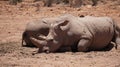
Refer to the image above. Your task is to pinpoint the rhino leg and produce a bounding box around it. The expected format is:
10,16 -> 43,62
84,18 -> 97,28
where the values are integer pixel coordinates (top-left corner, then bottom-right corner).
115,30 -> 120,49
77,38 -> 92,52
110,41 -> 117,49
114,23 -> 120,49
22,31 -> 35,47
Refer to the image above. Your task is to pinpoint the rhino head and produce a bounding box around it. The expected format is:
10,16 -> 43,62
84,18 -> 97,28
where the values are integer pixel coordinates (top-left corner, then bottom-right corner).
39,17 -> 70,53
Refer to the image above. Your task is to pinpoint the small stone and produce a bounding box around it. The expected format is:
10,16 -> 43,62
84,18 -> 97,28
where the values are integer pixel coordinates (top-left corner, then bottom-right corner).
8,32 -> 11,33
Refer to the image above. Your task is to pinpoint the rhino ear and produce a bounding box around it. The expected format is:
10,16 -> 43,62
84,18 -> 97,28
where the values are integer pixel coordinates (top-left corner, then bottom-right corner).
55,20 -> 69,30
57,20 -> 69,27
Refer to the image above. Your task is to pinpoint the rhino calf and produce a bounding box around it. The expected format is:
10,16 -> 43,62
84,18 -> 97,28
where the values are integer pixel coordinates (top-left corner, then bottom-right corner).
22,19 -> 50,47
24,14 -> 120,53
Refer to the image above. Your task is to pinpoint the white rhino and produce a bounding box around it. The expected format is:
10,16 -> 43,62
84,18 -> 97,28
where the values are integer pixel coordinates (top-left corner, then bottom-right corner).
29,14 -> 120,53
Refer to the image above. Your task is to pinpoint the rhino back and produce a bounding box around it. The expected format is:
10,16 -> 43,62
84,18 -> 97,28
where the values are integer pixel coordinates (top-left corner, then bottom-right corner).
79,16 -> 114,50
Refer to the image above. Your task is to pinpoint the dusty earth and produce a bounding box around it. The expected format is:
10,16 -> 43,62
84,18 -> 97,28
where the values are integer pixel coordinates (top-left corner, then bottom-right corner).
0,0 -> 120,67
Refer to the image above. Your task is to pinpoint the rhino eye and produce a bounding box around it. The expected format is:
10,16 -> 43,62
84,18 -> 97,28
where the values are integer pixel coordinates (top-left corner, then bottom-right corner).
43,21 -> 47,24
54,26 -> 58,30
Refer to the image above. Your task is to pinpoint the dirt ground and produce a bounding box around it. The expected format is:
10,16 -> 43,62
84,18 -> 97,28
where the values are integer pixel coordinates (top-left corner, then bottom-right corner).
0,1 -> 120,67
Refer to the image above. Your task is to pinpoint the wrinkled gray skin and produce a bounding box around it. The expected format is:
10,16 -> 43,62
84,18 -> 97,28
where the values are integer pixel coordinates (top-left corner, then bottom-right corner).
27,14 -> 120,53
